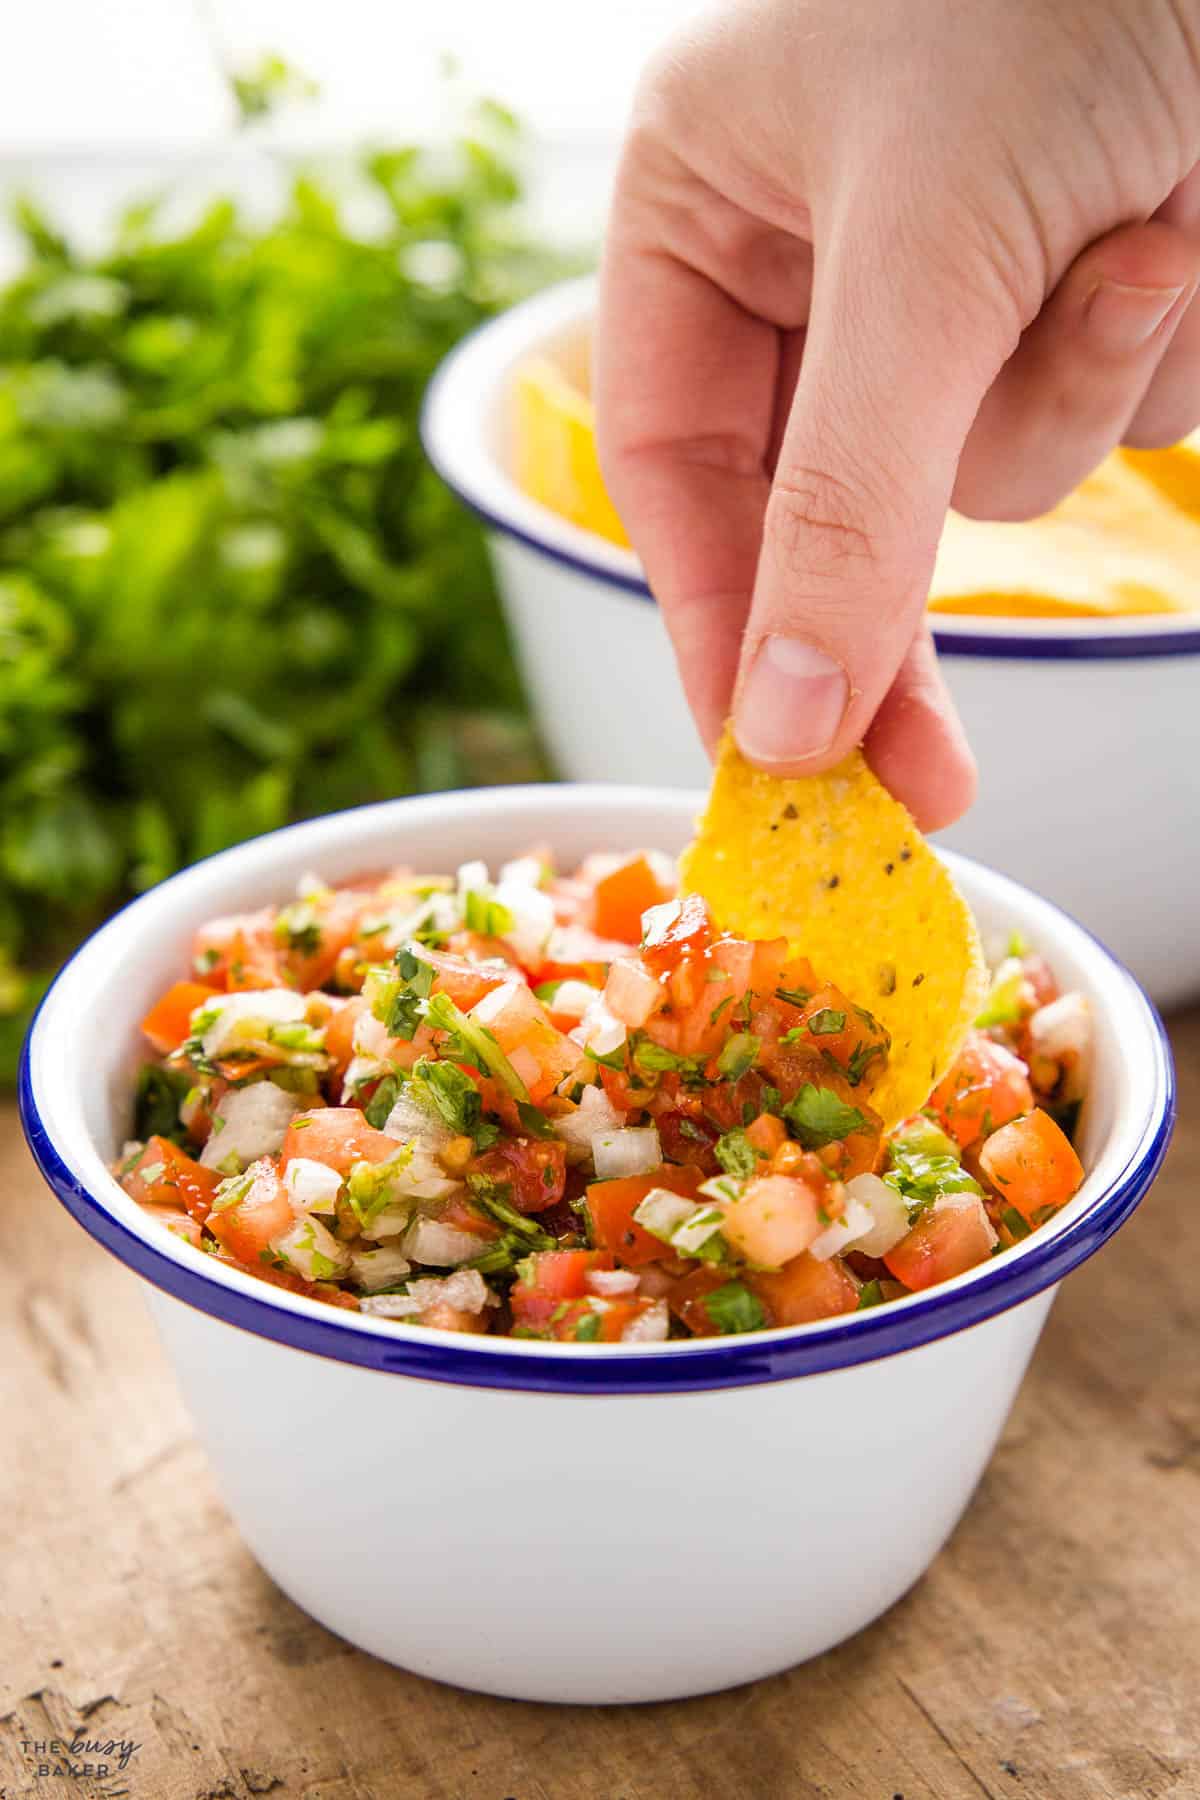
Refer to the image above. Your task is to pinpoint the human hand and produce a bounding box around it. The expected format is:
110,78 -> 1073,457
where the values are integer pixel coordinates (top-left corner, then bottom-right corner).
596,0 -> 1200,826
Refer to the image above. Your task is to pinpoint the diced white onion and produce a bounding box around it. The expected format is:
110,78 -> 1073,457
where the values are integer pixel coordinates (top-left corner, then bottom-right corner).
198,989 -> 306,1059
633,1188 -> 698,1244
592,1125 -> 662,1180
809,1195 -> 875,1261
553,1084 -> 626,1161
361,1268 -> 491,1318
1029,992 -> 1091,1097
199,1081 -> 300,1170
390,1147 -> 461,1202
604,956 -> 662,1029
350,1244 -> 412,1292
284,1156 -> 343,1214
403,1216 -> 485,1267
840,1173 -> 911,1258
499,854 -> 546,889
492,880 -> 556,963
571,996 -> 627,1058
671,1204 -> 726,1257
546,979 -> 602,1022
621,1298 -> 669,1343
382,1090 -> 453,1150
273,1214 -> 351,1281
296,869 -> 332,901
456,859 -> 490,901
585,1268 -> 641,1297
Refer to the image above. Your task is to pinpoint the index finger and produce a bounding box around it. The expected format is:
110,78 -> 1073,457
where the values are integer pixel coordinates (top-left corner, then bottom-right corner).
594,219 -> 779,751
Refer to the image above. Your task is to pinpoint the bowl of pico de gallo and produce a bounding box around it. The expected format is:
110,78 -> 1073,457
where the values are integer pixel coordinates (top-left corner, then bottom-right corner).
19,784 -> 1173,1702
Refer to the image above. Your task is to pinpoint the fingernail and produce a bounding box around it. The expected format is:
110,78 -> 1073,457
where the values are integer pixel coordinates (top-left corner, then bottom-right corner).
1086,280 -> 1187,355
735,635 -> 849,763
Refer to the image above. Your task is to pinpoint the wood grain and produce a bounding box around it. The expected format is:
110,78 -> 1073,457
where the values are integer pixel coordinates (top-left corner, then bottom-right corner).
3,1012 -> 1199,1800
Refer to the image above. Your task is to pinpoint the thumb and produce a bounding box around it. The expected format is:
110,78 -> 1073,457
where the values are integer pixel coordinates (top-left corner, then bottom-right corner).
733,206 -> 1015,779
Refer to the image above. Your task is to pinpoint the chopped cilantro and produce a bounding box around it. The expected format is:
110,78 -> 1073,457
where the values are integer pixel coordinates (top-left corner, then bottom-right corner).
409,1057 -> 483,1137
884,1143 -> 981,1211
716,1032 -> 760,1080
703,1281 -> 766,1335
466,1175 -> 556,1247
533,979 -> 564,1003
806,1008 -> 846,1037
856,1279 -> 886,1310
463,888 -> 515,937
1001,1205 -> 1031,1240
708,994 -> 735,1028
422,990 -> 531,1102
516,1100 -> 557,1141
363,1074 -> 401,1130
843,1041 -> 887,1087
274,902 -> 322,956
783,1085 -> 869,1148
133,1063 -> 191,1143
574,1311 -> 602,1342
775,985 -> 812,1008
714,1127 -> 762,1179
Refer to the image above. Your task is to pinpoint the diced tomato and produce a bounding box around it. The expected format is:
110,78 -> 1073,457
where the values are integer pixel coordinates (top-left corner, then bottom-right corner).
586,1163 -> 704,1264
748,937 -> 792,1000
280,1107 -> 399,1174
745,1113 -> 786,1157
666,1265 -> 731,1335
930,1033 -> 1035,1149
438,1193 -> 503,1241
136,1202 -> 204,1249
120,1136 -> 220,1225
470,980 -> 582,1103
749,1252 -> 860,1325
206,1163 -> 294,1266
193,910 -> 283,990
445,930 -> 523,970
324,995 -> 367,1078
789,983 -> 891,1089
592,854 -> 672,944
519,1249 -> 616,1300
1021,954 -> 1060,1010
639,893 -> 713,975
722,1174 -> 823,1268
282,890 -> 367,990
471,1136 -> 567,1213
421,945 -> 513,1011
140,981 -> 220,1055
415,1301 -> 489,1333
979,1108 -> 1084,1222
655,1109 -> 720,1172
211,1249 -> 361,1310
511,1290 -> 644,1341
884,1195 -> 997,1290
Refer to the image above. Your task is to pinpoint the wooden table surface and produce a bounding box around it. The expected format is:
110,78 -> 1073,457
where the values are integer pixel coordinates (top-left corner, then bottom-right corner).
3,1014 -> 1199,1800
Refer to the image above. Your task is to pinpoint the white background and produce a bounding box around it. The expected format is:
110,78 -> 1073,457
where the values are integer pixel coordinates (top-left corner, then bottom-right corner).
0,0 -> 696,147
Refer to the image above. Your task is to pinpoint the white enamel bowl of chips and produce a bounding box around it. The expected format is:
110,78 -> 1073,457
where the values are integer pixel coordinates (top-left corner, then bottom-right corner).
21,785 -> 1173,1704
421,275 -> 1200,1010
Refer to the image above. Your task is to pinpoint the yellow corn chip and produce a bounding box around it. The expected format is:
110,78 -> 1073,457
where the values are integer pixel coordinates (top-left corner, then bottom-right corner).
679,733 -> 987,1127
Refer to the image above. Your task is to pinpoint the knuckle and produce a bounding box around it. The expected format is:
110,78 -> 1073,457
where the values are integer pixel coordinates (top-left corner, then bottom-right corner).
765,465 -> 884,576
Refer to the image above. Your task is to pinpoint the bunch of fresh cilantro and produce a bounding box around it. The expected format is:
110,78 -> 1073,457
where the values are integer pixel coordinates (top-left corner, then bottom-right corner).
0,102 -> 564,1077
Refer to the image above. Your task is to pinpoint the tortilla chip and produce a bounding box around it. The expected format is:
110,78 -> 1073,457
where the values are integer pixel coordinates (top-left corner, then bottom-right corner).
679,733 -> 986,1127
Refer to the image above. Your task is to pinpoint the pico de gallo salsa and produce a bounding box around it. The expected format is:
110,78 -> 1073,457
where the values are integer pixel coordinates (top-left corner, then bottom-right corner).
118,850 -> 1088,1341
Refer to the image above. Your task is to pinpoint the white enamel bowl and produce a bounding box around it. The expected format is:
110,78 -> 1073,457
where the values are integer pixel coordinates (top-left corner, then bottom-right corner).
421,275 -> 1200,1010
21,786 -> 1173,1704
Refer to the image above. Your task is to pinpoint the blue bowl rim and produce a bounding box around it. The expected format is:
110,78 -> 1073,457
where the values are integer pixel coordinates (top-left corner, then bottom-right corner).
18,795 -> 1177,1397
419,286 -> 1200,664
